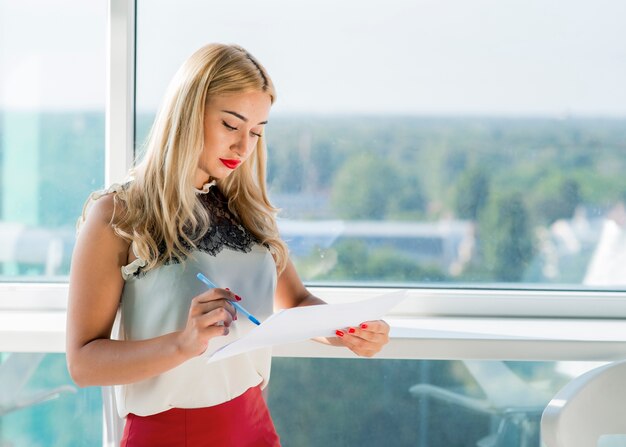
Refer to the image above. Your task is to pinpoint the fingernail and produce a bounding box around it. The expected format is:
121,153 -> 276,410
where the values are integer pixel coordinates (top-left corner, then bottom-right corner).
348,328 -> 356,334
360,323 -> 368,329
225,288 -> 230,291
235,295 -> 242,301
335,330 -> 344,337
234,314 -> 238,320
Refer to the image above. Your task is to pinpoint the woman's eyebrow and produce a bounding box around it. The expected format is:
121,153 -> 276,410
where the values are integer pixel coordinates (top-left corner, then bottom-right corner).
221,110 -> 268,125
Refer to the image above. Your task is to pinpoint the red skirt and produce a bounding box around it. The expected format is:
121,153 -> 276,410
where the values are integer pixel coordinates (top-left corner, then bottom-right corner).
120,385 -> 281,447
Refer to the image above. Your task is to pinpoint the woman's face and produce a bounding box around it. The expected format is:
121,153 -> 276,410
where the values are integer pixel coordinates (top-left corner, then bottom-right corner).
196,90 -> 271,187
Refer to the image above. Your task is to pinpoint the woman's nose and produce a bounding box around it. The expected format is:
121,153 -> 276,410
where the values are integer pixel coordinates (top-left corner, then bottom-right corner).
232,133 -> 253,156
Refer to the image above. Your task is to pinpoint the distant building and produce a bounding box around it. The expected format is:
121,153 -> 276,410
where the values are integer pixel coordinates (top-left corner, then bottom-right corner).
271,192 -> 333,219
584,203 -> 626,286
278,218 -> 475,274
539,203 -> 626,286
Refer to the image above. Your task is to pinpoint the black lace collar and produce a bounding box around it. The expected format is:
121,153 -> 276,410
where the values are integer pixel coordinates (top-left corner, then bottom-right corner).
130,185 -> 261,278
193,185 -> 259,257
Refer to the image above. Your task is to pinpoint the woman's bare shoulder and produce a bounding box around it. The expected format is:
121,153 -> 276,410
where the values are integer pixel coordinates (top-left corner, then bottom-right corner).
79,192 -> 130,254
89,192 -> 115,222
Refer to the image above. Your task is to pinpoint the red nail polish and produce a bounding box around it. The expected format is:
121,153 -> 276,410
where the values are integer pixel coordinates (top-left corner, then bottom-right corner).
360,323 -> 368,329
335,330 -> 344,337
225,288 -> 230,291
235,295 -> 242,301
234,314 -> 238,320
348,328 -> 356,334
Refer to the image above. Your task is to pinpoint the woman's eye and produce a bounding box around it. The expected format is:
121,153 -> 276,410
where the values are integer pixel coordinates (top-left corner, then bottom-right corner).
251,131 -> 262,138
222,121 -> 237,131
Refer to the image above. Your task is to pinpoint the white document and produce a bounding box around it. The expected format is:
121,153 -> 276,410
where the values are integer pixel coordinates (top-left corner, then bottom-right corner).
205,290 -> 407,363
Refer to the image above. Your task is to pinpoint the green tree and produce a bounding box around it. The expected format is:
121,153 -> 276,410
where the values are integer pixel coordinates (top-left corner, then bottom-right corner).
331,154 -> 426,220
454,167 -> 490,220
556,179 -> 581,218
320,239 -> 447,282
480,192 -> 535,282
310,141 -> 336,189
387,166 -> 427,220
331,154 -> 396,220
533,178 -> 582,224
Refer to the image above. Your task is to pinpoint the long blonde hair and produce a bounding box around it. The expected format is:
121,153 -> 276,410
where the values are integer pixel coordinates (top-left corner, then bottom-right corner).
83,43 -> 288,273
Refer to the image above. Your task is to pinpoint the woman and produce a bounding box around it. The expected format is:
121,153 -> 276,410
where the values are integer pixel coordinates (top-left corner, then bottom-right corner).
66,43 -> 390,446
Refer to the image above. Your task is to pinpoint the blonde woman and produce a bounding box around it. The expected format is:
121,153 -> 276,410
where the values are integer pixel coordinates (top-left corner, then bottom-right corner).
66,43 -> 390,446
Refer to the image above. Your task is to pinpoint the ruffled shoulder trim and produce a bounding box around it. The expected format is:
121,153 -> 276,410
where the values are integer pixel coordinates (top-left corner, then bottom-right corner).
121,256 -> 147,280
78,183 -> 145,280
76,183 -> 128,235
92,182 -> 127,200
120,240 -> 148,280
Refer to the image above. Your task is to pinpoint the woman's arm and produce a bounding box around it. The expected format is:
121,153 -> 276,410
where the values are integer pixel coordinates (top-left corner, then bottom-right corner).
274,259 -> 325,309
274,258 -> 390,357
66,194 -> 237,387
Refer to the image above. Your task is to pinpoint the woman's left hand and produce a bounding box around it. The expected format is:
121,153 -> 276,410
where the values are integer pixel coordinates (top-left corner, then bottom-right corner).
334,320 -> 390,357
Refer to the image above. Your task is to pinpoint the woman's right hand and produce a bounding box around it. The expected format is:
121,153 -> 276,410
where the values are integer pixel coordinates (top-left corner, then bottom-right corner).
176,288 -> 239,358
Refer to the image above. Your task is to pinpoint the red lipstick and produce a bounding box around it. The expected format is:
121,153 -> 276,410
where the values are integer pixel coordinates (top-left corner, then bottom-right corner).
219,158 -> 241,169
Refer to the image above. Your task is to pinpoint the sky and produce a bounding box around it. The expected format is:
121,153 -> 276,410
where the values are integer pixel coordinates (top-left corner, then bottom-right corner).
0,0 -> 107,111
1,0 -> 626,117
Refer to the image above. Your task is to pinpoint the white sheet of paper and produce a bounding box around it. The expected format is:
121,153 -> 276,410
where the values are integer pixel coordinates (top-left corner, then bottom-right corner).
205,290 -> 408,363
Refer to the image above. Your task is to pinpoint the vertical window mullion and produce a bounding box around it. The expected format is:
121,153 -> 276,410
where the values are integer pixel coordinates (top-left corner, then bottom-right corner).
106,0 -> 135,187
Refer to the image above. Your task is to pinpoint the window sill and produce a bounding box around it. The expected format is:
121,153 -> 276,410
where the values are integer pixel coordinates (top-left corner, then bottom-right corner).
0,310 -> 66,353
3,309 -> 626,361
273,316 -> 626,361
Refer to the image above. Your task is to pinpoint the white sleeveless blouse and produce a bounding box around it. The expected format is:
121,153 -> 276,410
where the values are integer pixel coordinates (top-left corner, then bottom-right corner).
107,183 -> 277,418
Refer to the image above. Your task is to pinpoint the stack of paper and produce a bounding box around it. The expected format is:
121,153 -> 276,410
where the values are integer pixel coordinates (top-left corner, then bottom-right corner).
205,290 -> 407,363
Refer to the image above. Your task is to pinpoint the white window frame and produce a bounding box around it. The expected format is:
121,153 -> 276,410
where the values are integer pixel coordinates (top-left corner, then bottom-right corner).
2,0 -> 626,364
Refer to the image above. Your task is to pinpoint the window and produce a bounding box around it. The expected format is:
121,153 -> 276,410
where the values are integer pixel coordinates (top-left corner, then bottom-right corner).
0,0 -> 106,281
136,0 -> 626,289
133,3 -> 626,445
0,352 -> 101,445
1,1 -> 625,446
268,358 -> 602,447
0,1 -> 106,443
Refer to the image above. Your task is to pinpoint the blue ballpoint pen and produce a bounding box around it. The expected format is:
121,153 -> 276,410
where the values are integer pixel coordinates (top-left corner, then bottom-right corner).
196,272 -> 261,325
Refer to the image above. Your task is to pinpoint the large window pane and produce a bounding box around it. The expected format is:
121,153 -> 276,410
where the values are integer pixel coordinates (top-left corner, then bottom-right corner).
0,0 -> 106,281
0,353 -> 101,446
268,358 -> 600,447
136,0 -> 626,289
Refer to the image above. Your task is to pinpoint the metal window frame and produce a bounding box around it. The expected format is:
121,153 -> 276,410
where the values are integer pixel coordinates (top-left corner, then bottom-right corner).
106,0 -> 135,186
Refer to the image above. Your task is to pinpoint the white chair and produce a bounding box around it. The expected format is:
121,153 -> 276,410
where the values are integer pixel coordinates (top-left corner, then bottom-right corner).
541,359 -> 626,447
